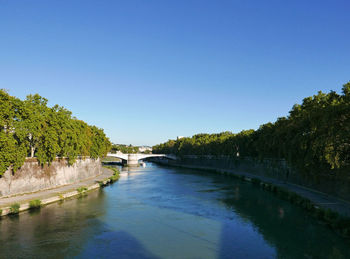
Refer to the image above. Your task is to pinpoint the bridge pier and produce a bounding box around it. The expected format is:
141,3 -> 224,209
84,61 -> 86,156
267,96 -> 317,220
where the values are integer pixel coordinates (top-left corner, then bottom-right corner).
127,154 -> 139,166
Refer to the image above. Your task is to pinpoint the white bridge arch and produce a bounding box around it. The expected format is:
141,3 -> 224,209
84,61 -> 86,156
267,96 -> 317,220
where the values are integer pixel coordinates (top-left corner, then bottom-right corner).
106,152 -> 176,166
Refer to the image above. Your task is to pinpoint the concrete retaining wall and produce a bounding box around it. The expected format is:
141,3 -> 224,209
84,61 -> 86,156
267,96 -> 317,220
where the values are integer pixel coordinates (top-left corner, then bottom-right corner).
153,156 -> 350,201
0,158 -> 102,197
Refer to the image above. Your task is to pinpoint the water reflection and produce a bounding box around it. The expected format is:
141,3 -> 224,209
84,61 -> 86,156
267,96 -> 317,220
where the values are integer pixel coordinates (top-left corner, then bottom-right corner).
0,163 -> 349,259
0,190 -> 106,258
217,181 -> 350,259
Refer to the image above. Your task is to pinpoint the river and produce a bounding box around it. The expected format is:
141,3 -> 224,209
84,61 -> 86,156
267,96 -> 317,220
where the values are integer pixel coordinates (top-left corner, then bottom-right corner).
0,163 -> 349,259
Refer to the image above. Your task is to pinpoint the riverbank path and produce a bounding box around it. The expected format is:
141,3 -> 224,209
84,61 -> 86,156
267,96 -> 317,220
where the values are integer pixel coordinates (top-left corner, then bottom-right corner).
0,167 -> 114,209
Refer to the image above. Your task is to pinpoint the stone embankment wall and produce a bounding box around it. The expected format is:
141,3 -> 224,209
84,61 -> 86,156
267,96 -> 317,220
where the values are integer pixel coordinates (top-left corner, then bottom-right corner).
152,156 -> 350,201
0,158 -> 101,197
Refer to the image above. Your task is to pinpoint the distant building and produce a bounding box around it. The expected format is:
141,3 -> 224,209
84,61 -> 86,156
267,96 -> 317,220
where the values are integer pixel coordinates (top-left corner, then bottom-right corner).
138,146 -> 152,153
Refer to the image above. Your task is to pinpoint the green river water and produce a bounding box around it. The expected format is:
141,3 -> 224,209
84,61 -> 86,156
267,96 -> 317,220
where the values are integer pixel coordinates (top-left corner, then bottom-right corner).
0,163 -> 349,259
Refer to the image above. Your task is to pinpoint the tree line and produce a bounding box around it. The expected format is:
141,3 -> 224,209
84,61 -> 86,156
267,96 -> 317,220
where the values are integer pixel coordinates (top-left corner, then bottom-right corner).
0,90 -> 111,175
110,144 -> 139,154
153,82 -> 350,175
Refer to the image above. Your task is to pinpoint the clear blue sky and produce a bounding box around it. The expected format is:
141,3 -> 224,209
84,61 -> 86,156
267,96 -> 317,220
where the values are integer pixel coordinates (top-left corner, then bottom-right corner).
1,0 -> 349,146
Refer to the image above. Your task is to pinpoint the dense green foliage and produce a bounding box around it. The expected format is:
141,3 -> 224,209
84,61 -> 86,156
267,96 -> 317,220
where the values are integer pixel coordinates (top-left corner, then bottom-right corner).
153,83 -> 350,175
9,203 -> 20,214
110,144 -> 139,154
0,90 -> 111,175
98,166 -> 121,187
77,186 -> 88,194
106,166 -> 120,182
29,199 -> 42,209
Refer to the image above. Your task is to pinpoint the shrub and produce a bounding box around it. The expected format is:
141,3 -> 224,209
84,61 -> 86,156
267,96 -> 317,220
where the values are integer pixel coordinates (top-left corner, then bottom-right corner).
29,199 -> 42,209
251,178 -> 261,186
109,173 -> 120,183
264,183 -> 272,191
314,207 -> 326,220
0,209 -> 2,216
104,166 -> 119,174
77,187 -> 88,194
58,194 -> 64,201
103,166 -> 120,184
10,203 -> 20,214
304,200 -> 314,211
324,209 -> 339,223
276,187 -> 289,199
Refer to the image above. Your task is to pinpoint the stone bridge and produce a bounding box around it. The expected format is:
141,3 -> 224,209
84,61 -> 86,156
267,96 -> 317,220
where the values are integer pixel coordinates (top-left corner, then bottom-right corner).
106,152 -> 176,166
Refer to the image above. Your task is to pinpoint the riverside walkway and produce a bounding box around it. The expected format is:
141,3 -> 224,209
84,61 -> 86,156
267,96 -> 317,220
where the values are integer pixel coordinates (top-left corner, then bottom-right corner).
167,163 -> 350,217
0,167 -> 114,215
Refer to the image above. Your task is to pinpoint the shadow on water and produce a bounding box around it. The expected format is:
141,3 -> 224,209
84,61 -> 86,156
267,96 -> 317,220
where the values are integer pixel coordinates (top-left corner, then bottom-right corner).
0,189 -> 158,259
217,181 -> 350,259
76,229 -> 159,259
119,164 -> 350,258
1,163 -> 350,259
0,191 -> 102,258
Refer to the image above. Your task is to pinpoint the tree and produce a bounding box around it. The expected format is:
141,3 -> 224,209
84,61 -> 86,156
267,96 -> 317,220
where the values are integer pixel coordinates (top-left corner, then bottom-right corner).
153,82 -> 350,177
0,90 -> 112,175
21,94 -> 49,158
0,90 -> 26,174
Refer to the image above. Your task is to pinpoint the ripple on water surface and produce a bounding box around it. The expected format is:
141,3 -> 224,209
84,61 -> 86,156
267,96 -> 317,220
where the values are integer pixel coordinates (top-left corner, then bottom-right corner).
0,163 -> 349,259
